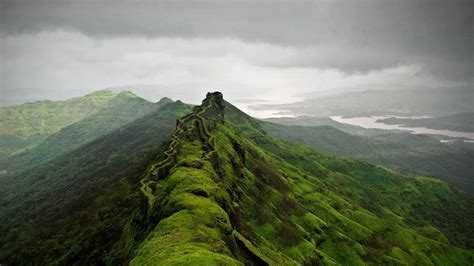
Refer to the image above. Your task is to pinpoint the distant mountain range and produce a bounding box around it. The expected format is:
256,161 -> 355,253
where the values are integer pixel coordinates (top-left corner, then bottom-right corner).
0,91 -> 472,264
252,86 -> 474,117
377,113 -> 474,133
0,90 -> 154,158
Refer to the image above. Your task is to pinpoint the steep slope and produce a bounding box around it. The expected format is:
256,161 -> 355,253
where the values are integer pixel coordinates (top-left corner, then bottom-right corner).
261,122 -> 474,194
130,92 -> 474,265
0,101 -> 193,264
132,92 -> 298,264
2,91 -> 157,172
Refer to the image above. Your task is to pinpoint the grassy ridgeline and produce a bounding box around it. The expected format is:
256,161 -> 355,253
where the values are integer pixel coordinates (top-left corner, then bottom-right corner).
131,93 -> 473,264
1,92 -> 472,265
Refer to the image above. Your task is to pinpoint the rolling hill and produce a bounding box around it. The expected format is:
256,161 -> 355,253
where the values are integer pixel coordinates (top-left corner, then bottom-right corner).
0,100 -> 193,264
0,89 -> 153,158
0,92 -> 472,265
132,92 -> 473,264
261,121 -> 474,194
0,93 -> 169,173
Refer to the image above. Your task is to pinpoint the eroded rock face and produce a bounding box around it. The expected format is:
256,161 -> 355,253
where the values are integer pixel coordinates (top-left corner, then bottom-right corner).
202,91 -> 225,123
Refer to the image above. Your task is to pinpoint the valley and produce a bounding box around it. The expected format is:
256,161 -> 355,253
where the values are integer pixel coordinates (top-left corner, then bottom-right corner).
264,116 -> 474,194
251,87 -> 474,118
376,113 -> 474,133
3,1 -> 472,264
331,115 -> 474,140
0,91 -> 472,265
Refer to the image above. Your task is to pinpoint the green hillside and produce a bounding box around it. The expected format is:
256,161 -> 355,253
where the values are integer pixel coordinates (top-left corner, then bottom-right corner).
132,92 -> 473,264
1,92 -> 472,265
261,121 -> 474,194
1,92 -> 160,172
0,101 -> 193,264
0,89 -> 142,157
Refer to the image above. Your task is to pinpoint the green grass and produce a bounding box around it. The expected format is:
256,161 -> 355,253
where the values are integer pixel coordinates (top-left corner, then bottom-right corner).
261,119 -> 474,194
130,94 -> 474,264
0,90 -> 118,153
1,92 -> 473,265
2,90 -> 156,172
0,101 -> 192,264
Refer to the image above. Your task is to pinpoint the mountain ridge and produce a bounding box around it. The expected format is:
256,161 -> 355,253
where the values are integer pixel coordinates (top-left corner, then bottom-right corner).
1,91 -> 156,172
0,100 -> 193,264
0,89 -> 150,158
1,92 -> 473,265
127,92 -> 473,264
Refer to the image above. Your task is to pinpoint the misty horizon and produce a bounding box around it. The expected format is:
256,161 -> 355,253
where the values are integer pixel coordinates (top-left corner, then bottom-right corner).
1,0 -> 472,108
1,1 -> 474,264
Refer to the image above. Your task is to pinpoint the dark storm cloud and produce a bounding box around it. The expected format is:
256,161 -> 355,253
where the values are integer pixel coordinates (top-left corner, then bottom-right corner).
1,0 -> 473,80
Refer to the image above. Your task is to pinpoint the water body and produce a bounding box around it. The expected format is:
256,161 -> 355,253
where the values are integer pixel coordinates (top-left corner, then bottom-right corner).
330,116 -> 474,140
440,140 -> 474,143
238,106 -> 294,118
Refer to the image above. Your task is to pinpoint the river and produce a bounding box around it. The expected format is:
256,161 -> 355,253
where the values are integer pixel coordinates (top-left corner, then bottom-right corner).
330,116 -> 474,140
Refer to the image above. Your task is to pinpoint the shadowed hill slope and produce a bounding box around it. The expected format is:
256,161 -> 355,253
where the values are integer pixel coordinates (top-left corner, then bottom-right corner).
1,91 -> 159,172
0,101 -> 193,264
0,90 -> 123,157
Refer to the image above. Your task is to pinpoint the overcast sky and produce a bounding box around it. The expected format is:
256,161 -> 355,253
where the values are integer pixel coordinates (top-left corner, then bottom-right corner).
1,0 -> 472,108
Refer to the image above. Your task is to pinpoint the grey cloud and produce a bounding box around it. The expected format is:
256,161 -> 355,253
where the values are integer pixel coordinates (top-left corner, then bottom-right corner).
1,0 -> 473,81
